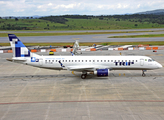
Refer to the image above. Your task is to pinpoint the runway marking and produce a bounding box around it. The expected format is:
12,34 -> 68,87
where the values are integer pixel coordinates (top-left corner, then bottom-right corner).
72,38 -> 80,40
33,68 -> 41,75
127,107 -> 136,120
0,105 -> 12,120
8,64 -> 22,76
81,81 -> 91,120
0,74 -> 30,120
135,78 -> 161,100
110,77 -> 123,100
0,61 -> 7,68
0,100 -> 164,105
14,82 -> 29,102
45,79 -> 56,120
73,81 -> 83,118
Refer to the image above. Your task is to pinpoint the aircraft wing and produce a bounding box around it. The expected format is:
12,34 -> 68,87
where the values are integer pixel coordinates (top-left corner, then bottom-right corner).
66,65 -> 111,72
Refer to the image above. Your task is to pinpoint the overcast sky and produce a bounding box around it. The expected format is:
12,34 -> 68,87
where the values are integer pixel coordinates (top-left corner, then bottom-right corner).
0,0 -> 164,16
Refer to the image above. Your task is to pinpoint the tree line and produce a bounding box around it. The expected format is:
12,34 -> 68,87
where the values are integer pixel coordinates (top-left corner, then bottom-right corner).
39,14 -> 164,24
0,14 -> 164,30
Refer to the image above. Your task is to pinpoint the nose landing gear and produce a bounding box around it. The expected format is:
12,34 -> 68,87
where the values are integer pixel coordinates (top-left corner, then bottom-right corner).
142,70 -> 147,77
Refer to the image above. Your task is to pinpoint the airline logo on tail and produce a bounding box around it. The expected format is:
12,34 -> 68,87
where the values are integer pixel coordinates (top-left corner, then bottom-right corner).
8,34 -> 30,57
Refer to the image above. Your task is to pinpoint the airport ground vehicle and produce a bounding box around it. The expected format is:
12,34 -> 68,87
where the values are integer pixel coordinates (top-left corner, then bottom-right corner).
49,51 -> 54,55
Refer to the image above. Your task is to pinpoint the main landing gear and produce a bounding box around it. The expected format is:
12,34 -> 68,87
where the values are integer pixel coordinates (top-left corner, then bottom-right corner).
81,72 -> 87,79
142,70 -> 147,77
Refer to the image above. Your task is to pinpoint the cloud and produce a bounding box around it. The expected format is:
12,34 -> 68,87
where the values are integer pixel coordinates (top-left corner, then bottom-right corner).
0,0 -> 164,16
54,3 -> 81,9
48,3 -> 53,6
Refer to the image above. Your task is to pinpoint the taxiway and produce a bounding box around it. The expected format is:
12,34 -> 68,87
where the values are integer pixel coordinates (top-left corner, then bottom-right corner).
0,50 -> 164,120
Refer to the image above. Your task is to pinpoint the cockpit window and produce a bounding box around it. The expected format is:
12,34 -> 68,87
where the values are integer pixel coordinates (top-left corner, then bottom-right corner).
148,59 -> 151,62
148,59 -> 154,62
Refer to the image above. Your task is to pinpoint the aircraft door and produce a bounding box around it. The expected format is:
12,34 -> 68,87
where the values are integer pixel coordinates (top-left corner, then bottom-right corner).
140,59 -> 144,66
39,58 -> 43,66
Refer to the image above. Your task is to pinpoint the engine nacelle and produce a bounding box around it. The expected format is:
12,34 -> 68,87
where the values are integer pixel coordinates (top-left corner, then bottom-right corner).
94,69 -> 109,77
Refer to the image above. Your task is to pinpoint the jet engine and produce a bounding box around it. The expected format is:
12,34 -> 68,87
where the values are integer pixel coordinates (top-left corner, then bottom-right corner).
94,69 -> 109,77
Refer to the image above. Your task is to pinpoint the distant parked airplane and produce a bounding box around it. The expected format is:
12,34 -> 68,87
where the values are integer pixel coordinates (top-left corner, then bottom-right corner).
72,40 -> 82,55
6,34 -> 162,79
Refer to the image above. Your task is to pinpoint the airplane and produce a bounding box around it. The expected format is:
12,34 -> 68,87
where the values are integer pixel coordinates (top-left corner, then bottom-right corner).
6,34 -> 162,79
72,40 -> 82,55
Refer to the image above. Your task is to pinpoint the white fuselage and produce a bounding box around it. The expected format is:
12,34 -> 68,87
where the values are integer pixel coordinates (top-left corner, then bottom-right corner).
23,55 -> 162,72
7,34 -> 163,79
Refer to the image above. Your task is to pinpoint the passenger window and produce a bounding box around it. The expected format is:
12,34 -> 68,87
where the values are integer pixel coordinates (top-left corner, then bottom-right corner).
65,60 -> 67,62
82,60 -> 83,62
136,60 -> 137,62
89,60 -> 91,62
75,60 -> 77,62
101,60 -> 103,62
63,60 -> 64,62
108,60 -> 110,62
86,60 -> 87,62
72,60 -> 73,62
97,60 -> 99,62
56,60 -> 58,62
69,60 -> 70,62
111,60 -> 113,62
78,60 -> 80,62
93,60 -> 95,62
104,60 -> 106,62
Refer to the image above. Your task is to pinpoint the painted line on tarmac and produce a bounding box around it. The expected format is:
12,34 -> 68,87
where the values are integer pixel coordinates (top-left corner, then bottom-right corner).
1,100 -> 164,105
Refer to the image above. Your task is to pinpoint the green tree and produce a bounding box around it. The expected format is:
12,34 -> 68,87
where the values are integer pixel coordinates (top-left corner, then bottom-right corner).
135,24 -> 138,27
15,18 -> 19,21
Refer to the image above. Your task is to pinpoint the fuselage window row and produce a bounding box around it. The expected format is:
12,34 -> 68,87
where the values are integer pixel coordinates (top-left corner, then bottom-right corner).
45,59 -> 137,65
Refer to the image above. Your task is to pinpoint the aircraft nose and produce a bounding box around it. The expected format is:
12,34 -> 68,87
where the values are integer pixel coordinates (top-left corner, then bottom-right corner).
157,63 -> 163,68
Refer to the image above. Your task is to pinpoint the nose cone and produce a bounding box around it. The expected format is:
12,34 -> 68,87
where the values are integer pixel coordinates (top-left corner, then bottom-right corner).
157,63 -> 163,69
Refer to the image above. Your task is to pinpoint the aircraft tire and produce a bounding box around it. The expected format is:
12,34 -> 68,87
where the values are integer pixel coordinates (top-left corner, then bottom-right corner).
81,74 -> 86,79
142,73 -> 146,77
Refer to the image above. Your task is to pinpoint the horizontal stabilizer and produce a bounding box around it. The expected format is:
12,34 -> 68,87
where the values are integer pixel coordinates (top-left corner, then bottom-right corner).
6,58 -> 26,62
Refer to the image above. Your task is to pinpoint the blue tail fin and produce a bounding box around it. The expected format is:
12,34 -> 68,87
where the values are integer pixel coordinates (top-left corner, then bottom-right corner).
8,34 -> 31,57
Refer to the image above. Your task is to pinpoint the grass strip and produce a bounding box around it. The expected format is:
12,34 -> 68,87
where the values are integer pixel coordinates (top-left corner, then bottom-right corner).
1,41 -> 164,47
109,34 -> 164,38
0,30 -> 160,37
